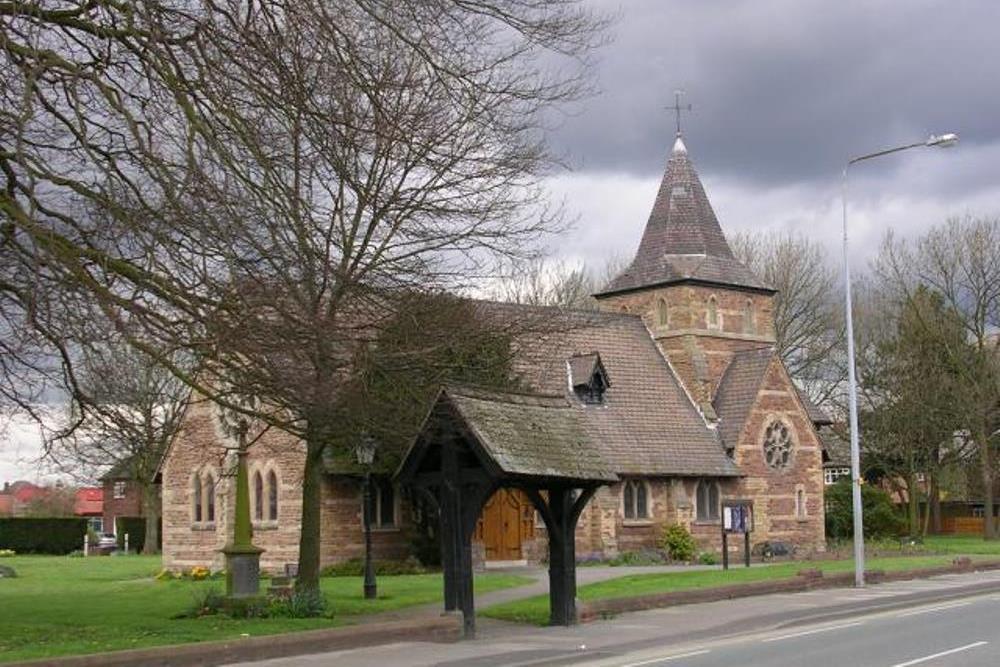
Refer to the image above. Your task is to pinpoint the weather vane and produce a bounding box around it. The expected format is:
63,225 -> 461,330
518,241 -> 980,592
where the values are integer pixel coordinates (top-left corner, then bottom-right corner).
665,89 -> 692,136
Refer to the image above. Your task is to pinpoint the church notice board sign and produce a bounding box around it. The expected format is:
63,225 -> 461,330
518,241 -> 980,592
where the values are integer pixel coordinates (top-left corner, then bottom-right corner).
721,499 -> 753,570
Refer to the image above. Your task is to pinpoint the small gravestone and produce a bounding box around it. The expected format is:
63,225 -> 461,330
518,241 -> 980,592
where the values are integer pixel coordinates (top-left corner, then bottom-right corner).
0,565 -> 17,578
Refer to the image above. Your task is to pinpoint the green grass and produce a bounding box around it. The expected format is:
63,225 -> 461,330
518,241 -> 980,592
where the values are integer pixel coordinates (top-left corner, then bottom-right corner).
922,535 -> 1000,555
481,554 -> 986,626
0,556 -> 531,663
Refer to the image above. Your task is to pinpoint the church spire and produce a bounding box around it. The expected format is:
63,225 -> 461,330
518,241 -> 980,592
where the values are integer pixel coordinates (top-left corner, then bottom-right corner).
596,131 -> 773,297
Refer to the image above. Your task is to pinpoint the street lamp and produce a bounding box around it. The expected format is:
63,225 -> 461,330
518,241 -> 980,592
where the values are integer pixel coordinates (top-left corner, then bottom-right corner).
355,434 -> 378,600
842,132 -> 958,588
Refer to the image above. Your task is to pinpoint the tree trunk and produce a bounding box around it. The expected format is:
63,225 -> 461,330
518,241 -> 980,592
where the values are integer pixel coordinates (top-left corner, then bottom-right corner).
930,475 -> 941,534
906,472 -> 919,536
296,434 -> 325,594
142,481 -> 161,555
981,431 -> 996,540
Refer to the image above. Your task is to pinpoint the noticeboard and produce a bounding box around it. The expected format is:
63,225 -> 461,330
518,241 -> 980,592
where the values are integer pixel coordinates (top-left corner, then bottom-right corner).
721,500 -> 754,535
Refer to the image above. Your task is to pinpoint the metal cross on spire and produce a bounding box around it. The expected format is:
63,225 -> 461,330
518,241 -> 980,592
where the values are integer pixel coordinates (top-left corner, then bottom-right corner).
665,89 -> 692,136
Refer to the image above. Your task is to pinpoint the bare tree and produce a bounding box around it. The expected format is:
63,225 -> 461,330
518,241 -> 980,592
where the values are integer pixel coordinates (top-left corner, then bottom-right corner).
490,254 -> 626,309
731,231 -> 843,406
45,339 -> 190,553
2,1 -> 609,593
876,216 -> 1000,539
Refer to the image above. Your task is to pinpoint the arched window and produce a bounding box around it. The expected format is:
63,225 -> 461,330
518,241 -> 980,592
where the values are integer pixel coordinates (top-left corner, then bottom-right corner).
696,480 -> 720,521
743,299 -> 755,334
204,474 -> 216,523
365,478 -> 397,529
193,473 -> 203,523
253,471 -> 264,521
656,298 -> 669,327
623,480 -> 649,519
707,296 -> 719,329
267,470 -> 279,521
796,487 -> 807,518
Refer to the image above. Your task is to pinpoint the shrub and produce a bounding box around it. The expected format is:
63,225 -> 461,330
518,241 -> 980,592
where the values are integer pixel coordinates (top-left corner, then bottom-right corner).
174,586 -> 227,618
659,523 -> 697,562
321,557 -> 427,577
698,552 -> 718,565
824,478 -> 906,540
0,549 -> 15,557
0,518 -> 88,554
270,589 -> 328,618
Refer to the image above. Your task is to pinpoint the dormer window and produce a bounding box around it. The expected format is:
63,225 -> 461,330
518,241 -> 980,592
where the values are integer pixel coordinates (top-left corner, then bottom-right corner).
569,352 -> 611,405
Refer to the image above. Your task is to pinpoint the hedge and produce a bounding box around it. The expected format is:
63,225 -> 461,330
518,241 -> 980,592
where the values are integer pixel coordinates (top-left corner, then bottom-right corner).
0,518 -> 88,554
115,516 -> 162,552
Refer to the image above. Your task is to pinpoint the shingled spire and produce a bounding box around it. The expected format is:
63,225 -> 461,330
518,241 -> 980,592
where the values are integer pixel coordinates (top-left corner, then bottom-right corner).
596,135 -> 773,296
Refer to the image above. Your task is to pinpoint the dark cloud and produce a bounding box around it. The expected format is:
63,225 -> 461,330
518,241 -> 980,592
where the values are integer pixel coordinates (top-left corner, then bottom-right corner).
552,0 -> 1000,189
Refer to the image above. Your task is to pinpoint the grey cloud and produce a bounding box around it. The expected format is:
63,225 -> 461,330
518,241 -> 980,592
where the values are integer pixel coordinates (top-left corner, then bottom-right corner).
551,0 -> 1000,190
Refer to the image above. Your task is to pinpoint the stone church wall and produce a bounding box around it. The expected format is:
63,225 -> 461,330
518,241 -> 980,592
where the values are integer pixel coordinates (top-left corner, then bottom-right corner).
732,358 -> 826,555
162,399 -> 411,574
597,285 -> 775,405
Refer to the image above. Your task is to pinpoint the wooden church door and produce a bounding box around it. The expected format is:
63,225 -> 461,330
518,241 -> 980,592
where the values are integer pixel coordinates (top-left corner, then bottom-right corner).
475,488 -> 534,560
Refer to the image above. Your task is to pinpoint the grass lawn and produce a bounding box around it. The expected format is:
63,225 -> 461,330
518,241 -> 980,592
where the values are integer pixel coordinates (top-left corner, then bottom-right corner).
481,554 -> 988,626
922,535 -> 1000,555
0,555 -> 532,663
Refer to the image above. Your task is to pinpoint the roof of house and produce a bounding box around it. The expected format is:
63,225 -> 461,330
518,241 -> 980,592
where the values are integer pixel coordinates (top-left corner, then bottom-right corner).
819,425 -> 851,467
474,301 -> 740,477
74,487 -> 103,516
439,385 -> 618,482
596,135 -> 773,296
10,481 -> 46,504
713,347 -> 775,450
796,388 -> 833,426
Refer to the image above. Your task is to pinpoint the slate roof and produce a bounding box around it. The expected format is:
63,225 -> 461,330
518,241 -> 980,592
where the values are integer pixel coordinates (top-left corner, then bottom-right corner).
441,386 -> 618,482
474,301 -> 740,477
819,425 -> 851,467
568,352 -> 608,388
796,388 -> 833,426
597,136 -> 773,296
713,347 -> 775,451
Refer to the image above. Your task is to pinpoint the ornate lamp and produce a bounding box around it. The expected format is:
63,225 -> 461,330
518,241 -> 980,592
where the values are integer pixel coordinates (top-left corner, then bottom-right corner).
355,433 -> 378,600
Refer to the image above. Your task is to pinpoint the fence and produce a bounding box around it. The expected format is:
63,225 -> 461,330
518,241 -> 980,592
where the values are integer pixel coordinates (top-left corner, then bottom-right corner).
940,516 -> 1000,535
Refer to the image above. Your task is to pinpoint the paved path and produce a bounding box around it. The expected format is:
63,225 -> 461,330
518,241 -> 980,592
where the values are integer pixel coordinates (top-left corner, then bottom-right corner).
227,567 -> 1000,666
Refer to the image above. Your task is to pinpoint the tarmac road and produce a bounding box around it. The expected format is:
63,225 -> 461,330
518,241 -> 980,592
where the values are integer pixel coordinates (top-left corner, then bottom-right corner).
585,592 -> 1000,667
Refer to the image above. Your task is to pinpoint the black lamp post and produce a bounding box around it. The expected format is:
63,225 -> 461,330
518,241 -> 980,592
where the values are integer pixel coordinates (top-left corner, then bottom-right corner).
355,435 -> 378,600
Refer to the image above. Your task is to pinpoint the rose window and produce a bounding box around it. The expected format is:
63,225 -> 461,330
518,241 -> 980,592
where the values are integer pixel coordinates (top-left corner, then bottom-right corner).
763,419 -> 793,470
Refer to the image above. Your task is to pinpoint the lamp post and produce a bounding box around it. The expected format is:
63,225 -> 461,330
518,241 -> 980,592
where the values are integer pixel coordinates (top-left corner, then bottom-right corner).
841,132 -> 958,588
355,435 -> 378,600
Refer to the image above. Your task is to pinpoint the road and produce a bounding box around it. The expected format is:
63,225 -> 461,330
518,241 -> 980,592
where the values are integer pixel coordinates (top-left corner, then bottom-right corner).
590,593 -> 999,667
227,568 -> 1000,667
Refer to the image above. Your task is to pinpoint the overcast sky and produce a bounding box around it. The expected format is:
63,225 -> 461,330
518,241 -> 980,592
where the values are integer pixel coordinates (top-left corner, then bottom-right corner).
545,0 -> 1000,271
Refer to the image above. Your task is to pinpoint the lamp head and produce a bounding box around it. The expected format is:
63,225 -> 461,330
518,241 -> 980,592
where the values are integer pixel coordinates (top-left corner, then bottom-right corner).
926,133 -> 959,148
354,433 -> 378,467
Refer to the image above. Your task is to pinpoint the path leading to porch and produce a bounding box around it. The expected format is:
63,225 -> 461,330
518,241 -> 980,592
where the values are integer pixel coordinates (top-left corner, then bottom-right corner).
362,563 -> 724,623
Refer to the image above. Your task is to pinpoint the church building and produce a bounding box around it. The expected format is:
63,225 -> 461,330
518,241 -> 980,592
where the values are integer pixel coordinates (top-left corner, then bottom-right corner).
160,131 -> 827,572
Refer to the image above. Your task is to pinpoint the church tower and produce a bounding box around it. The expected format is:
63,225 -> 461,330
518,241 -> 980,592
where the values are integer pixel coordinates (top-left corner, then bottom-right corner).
594,133 -> 777,410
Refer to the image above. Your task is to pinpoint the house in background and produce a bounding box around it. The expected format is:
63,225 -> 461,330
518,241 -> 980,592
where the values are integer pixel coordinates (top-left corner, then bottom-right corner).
74,487 -> 104,534
101,459 -> 151,536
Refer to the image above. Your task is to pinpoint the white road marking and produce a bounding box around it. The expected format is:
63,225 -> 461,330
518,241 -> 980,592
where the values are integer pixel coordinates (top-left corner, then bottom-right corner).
890,641 -> 988,667
761,621 -> 864,643
895,601 -> 971,618
621,649 -> 710,666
